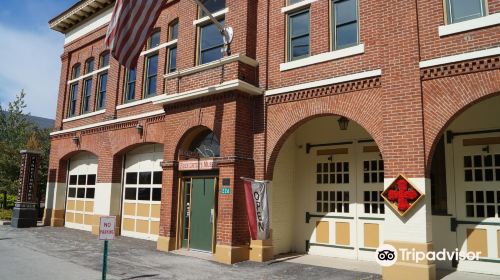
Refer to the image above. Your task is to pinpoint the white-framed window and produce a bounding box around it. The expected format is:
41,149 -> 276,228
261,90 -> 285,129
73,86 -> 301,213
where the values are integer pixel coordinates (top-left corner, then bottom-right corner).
331,0 -> 359,51
124,68 -> 136,103
96,72 -> 107,110
445,0 -> 487,24
287,9 -> 310,61
198,19 -> 225,65
68,83 -> 79,117
199,0 -> 226,18
81,78 -> 92,114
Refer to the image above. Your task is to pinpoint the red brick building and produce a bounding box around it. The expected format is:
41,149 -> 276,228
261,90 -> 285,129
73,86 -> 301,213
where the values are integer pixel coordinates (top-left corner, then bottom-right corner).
45,0 -> 500,279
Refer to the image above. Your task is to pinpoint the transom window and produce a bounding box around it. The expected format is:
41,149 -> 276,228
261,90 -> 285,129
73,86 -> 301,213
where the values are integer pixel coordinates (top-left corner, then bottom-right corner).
446,0 -> 486,24
81,79 -> 92,113
169,21 -> 178,41
124,171 -> 162,202
316,161 -> 350,184
68,83 -> 78,117
363,160 -> 384,183
465,190 -> 500,218
100,52 -> 110,68
198,20 -> 225,65
68,174 -> 96,199
148,30 -> 161,49
85,58 -> 94,74
71,64 -> 81,79
316,191 -> 350,213
288,9 -> 310,61
363,191 -> 385,214
331,0 -> 359,50
199,0 -> 226,17
144,54 -> 158,97
463,154 -> 500,182
124,68 -> 136,103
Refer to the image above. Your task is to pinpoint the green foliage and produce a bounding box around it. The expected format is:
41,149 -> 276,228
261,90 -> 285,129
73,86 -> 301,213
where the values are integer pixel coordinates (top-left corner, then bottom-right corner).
0,209 -> 12,220
0,90 -> 51,201
0,193 -> 16,208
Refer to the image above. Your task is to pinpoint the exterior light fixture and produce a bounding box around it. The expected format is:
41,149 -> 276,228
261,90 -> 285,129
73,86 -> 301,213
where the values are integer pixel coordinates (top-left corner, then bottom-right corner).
338,117 -> 349,131
71,136 -> 79,145
136,124 -> 144,135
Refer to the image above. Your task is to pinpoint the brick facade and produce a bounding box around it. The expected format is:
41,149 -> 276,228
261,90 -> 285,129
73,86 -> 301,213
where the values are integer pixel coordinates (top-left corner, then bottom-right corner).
47,0 -> 500,267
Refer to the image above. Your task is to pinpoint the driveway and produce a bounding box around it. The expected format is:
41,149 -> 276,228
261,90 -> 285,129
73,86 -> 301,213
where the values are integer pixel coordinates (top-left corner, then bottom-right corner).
0,225 -> 381,280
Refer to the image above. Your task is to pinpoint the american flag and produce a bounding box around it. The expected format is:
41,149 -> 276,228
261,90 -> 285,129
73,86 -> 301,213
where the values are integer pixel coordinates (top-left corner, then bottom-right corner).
105,0 -> 165,69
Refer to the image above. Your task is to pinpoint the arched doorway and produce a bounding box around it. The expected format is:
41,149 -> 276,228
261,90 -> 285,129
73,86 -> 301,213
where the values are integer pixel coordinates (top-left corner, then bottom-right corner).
429,94 -> 500,275
270,115 -> 384,261
121,143 -> 164,241
64,151 -> 98,231
176,127 -> 220,253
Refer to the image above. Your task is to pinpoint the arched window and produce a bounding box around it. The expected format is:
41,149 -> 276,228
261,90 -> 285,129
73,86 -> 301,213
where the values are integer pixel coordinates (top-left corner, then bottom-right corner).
99,51 -> 110,68
148,29 -> 161,49
189,130 -> 220,158
71,63 -> 81,79
168,20 -> 178,41
85,58 -> 95,74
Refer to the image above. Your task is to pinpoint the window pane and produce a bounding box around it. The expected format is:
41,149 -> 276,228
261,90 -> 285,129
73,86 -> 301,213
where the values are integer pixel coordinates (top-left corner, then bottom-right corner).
168,47 -> 177,73
291,35 -> 309,59
87,174 -> 96,185
138,188 -> 151,200
153,171 -> 162,184
98,73 -> 108,108
146,55 -> 158,96
100,53 -> 109,67
149,31 -> 161,48
335,0 -> 357,25
336,22 -> 358,49
68,188 -> 76,197
86,59 -> 94,73
152,188 -> 162,201
450,0 -> 484,23
139,172 -> 152,184
200,0 -> 225,16
86,188 -> 95,199
77,188 -> 85,198
126,172 -> 138,185
170,22 -> 178,40
289,0 -> 304,4
72,64 -> 80,79
78,175 -> 86,185
69,175 -> 78,185
201,47 -> 223,64
290,11 -> 309,37
125,188 -> 137,200
126,69 -> 136,101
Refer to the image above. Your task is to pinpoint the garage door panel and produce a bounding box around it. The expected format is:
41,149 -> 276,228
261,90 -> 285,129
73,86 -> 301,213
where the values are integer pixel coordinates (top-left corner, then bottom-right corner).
84,215 -> 94,225
136,220 -> 149,234
85,201 -> 94,212
151,204 -> 161,218
74,213 -> 83,224
150,221 -> 160,235
67,200 -> 75,211
75,201 -> 84,212
124,203 -> 136,216
137,204 -> 150,217
123,218 -> 135,231
66,212 -> 74,223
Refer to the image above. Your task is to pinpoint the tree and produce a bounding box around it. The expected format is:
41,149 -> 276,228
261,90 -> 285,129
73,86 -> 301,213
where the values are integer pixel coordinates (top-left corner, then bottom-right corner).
0,90 -> 50,209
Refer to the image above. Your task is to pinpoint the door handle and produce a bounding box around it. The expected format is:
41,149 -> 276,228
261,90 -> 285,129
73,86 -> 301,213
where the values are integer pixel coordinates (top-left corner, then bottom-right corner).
210,208 -> 214,224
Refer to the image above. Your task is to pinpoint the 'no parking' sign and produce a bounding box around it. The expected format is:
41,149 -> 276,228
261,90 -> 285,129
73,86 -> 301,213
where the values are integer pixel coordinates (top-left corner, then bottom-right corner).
99,216 -> 116,240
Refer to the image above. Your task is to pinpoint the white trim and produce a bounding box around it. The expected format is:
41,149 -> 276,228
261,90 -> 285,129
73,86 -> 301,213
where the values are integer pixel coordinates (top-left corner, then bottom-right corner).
140,39 -> 178,57
62,110 -> 105,123
280,44 -> 365,72
65,222 -> 92,232
63,6 -> 113,44
265,69 -> 382,96
164,53 -> 258,79
121,230 -> 159,241
193,8 -> 228,26
419,46 -> 500,68
281,0 -> 318,13
116,98 -> 153,110
152,79 -> 263,105
438,13 -> 500,37
67,66 -> 110,85
51,110 -> 165,136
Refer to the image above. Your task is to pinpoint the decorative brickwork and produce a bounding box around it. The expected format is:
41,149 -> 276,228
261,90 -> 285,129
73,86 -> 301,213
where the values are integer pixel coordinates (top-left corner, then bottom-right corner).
421,56 -> 500,80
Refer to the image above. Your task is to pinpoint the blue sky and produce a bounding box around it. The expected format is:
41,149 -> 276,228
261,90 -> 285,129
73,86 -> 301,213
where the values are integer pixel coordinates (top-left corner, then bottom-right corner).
0,0 -> 77,119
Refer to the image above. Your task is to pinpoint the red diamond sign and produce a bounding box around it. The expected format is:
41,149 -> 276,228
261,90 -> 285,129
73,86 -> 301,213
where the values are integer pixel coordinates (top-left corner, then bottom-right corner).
381,174 -> 424,217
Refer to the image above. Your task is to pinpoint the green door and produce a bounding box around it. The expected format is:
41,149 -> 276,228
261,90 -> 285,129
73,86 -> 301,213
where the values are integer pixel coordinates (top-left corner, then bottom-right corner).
189,178 -> 216,252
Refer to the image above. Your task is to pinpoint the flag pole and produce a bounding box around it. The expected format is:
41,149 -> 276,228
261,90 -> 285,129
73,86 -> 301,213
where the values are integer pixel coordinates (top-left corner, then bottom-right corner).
192,0 -> 233,52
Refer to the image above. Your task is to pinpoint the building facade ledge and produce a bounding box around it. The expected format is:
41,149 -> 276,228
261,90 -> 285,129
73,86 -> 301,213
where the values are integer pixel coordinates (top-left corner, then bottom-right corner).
419,46 -> 500,68
62,109 -> 106,123
438,13 -> 500,37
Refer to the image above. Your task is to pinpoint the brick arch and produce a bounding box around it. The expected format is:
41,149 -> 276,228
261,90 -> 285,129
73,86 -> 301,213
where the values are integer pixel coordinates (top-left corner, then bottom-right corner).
423,70 -> 500,176
54,149 -> 99,183
266,88 -> 383,180
172,125 -> 217,160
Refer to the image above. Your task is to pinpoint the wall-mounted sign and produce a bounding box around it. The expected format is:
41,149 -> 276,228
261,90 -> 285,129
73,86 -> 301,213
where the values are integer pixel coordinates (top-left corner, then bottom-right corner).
178,159 -> 218,171
381,174 -> 424,217
221,187 -> 231,195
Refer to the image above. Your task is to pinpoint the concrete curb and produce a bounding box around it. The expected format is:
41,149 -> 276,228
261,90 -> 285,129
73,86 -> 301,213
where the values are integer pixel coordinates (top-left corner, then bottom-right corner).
0,220 -> 11,226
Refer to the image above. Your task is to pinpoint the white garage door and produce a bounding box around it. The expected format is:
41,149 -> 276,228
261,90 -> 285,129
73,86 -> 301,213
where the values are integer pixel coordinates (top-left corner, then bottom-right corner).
65,152 -> 98,231
121,144 -> 163,241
